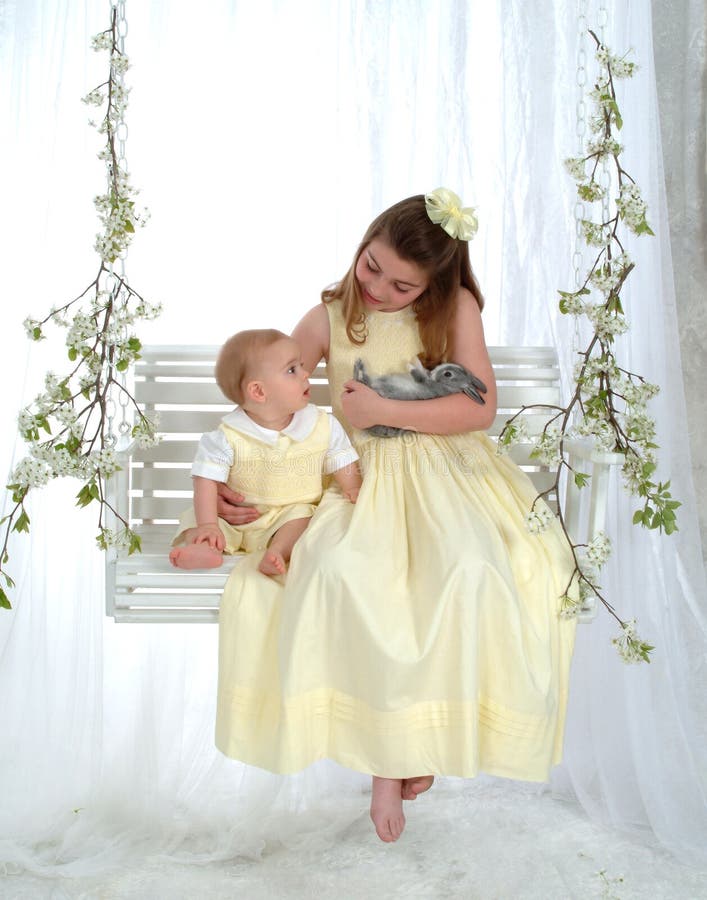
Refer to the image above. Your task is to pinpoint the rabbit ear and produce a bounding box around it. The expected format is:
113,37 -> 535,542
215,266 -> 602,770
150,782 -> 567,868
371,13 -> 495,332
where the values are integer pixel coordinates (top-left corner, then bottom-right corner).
408,357 -> 426,372
461,384 -> 486,405
466,372 -> 488,394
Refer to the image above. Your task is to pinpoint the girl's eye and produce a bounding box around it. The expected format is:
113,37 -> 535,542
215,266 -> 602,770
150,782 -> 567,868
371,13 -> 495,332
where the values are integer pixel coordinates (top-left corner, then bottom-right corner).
394,284 -> 410,293
366,260 -> 379,274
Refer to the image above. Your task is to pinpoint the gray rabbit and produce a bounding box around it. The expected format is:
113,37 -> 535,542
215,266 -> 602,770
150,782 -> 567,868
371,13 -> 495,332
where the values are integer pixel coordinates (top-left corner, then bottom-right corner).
352,358 -> 487,437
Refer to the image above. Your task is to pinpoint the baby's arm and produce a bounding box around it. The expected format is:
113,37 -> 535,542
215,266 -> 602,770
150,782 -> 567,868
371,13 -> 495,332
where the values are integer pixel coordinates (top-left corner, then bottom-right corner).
332,462 -> 363,503
190,476 -> 226,550
325,414 -> 362,502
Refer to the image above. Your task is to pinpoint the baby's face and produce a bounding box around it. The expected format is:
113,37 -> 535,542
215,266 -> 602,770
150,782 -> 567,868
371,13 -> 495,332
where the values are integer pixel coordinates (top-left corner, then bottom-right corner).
256,338 -> 311,412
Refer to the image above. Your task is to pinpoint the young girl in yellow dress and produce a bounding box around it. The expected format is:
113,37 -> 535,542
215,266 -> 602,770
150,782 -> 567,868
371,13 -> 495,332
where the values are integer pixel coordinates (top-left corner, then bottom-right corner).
215,189 -> 577,843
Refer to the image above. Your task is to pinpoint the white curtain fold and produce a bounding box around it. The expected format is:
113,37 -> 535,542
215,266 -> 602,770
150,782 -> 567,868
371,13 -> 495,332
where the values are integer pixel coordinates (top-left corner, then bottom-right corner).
1,0 -> 705,876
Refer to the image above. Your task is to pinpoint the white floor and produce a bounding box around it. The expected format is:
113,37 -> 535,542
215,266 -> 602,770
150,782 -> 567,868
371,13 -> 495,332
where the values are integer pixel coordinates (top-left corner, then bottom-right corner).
3,779 -> 707,899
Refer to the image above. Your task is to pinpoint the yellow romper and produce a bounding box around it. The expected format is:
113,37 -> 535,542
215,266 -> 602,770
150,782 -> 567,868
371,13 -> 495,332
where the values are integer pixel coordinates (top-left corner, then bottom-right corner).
174,406 -> 341,554
216,299 -> 577,782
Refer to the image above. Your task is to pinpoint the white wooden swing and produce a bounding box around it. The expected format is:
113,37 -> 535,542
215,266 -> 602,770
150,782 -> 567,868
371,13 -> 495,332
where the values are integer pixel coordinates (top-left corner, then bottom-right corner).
105,344 -> 621,624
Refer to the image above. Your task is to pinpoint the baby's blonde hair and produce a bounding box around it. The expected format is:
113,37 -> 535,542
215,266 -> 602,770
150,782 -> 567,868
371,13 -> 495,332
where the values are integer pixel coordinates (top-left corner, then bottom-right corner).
215,328 -> 289,405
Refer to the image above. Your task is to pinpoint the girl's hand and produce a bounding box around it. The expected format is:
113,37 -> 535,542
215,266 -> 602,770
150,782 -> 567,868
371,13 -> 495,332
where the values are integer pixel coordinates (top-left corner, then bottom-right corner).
341,380 -> 387,430
216,482 -> 261,526
192,523 -> 226,550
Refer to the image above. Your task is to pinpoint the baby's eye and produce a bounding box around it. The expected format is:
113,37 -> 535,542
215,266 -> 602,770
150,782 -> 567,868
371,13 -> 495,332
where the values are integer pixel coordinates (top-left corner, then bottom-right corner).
287,366 -> 296,374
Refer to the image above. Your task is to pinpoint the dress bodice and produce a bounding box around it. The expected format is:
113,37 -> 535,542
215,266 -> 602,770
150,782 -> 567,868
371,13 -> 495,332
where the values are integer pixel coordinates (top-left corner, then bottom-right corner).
325,299 -> 423,434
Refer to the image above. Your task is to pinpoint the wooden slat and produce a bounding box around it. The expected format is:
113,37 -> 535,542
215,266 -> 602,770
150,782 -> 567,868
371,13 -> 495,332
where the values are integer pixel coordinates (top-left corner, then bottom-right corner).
131,497 -> 191,520
487,413 -> 557,437
130,468 -> 192,491
496,385 -> 559,408
129,441 -> 200,464
135,381 -> 332,407
117,549 -> 243,572
112,609 -> 219,624
116,572 -> 231,590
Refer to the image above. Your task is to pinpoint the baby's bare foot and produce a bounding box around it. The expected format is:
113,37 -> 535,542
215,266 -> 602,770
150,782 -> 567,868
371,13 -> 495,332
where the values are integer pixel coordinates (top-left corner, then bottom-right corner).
370,777 -> 405,842
401,775 -> 434,801
258,549 -> 287,577
169,545 -> 223,569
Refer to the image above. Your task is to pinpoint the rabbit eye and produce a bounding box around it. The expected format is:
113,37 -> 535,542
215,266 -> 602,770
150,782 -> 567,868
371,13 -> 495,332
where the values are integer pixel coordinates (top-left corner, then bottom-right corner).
443,370 -> 452,377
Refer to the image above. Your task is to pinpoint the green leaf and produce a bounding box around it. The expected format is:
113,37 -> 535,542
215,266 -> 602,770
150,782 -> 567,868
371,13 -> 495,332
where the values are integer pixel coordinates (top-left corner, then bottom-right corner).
0,588 -> 11,610
13,509 -> 30,533
128,531 -> 142,555
116,359 -> 129,372
68,347 -> 78,361
32,326 -> 43,341
632,509 -> 643,525
3,572 -> 15,589
574,471 -> 590,488
76,483 -> 96,508
124,220 -> 135,233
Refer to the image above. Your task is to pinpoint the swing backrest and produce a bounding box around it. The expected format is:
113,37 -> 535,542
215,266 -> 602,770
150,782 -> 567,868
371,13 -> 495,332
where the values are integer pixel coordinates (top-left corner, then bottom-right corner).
105,345 -> 608,623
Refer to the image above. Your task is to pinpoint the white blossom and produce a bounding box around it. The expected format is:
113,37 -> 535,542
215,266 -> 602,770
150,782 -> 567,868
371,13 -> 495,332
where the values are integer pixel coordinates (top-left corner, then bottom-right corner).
624,409 -> 656,445
525,504 -> 554,534
559,593 -> 582,619
12,457 -> 51,489
110,54 -> 130,76
585,305 -> 629,340
91,32 -> 113,51
89,448 -> 120,478
564,157 -> 588,182
617,183 -> 648,231
586,531 -> 612,567
530,426 -> 562,466
82,89 -> 105,107
581,220 -> 612,247
587,135 -> 623,158
612,619 -> 652,664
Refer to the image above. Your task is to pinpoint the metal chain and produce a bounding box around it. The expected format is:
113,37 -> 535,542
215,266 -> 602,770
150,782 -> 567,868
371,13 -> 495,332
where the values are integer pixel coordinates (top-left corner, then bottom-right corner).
107,0 -> 132,440
573,0 -> 588,291
597,3 -> 611,235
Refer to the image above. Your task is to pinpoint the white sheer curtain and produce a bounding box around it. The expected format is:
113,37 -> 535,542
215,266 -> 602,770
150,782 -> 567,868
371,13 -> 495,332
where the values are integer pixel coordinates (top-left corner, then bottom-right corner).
1,0 -> 705,876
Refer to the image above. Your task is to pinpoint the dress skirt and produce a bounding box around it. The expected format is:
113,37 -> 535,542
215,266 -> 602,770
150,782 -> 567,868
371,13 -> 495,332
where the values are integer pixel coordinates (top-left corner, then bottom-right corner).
215,428 -> 576,782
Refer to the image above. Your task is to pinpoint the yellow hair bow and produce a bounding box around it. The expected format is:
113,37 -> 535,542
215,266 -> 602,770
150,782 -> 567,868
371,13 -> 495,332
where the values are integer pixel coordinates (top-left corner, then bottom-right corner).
424,187 -> 478,241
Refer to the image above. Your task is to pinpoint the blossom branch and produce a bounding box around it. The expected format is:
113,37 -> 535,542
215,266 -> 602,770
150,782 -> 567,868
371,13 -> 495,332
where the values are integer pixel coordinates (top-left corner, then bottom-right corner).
0,11 -> 161,610
497,34 -> 676,663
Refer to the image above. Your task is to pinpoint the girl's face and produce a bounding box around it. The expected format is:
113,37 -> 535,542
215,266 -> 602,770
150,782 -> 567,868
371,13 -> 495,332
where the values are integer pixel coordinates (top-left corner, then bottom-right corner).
354,238 -> 429,313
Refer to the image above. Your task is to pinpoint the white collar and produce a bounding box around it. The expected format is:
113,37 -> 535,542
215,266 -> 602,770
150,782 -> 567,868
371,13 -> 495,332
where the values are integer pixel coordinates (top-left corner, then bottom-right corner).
221,404 -> 319,446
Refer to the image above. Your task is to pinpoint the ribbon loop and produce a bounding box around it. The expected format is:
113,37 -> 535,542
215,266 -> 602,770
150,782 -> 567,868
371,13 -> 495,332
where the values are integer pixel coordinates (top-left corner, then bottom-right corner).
425,187 -> 478,241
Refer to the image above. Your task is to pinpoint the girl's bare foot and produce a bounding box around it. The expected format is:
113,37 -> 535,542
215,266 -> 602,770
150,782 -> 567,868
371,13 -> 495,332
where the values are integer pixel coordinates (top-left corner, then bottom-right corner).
169,544 -> 223,569
370,776 -> 405,842
258,548 -> 287,576
401,775 -> 434,801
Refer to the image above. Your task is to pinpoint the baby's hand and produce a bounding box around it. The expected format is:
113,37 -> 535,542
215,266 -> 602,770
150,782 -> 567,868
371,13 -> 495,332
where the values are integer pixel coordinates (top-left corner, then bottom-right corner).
343,487 -> 360,503
192,523 -> 225,550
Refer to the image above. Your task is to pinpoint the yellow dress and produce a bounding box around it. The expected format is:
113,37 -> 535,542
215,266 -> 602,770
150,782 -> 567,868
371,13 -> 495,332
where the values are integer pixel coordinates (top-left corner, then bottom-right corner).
216,300 -> 576,782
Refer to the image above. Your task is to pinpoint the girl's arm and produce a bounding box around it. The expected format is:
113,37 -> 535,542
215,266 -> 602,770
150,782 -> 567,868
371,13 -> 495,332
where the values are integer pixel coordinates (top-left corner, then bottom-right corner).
291,303 -> 330,372
341,289 -> 498,435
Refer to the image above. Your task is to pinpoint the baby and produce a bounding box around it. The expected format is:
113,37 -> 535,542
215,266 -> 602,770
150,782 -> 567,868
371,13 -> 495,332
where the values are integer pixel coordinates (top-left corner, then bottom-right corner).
169,329 -> 362,577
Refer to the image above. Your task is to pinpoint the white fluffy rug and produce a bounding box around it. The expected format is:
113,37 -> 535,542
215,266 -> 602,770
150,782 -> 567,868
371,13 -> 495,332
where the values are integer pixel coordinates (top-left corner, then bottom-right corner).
3,778 -> 706,899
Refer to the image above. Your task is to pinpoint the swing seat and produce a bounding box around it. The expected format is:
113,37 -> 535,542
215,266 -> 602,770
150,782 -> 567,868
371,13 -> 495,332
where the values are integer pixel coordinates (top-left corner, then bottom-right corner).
105,345 -> 622,624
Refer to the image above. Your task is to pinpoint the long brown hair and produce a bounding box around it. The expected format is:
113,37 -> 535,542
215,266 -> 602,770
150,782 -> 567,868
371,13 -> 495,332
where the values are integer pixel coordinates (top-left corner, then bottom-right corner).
322,194 -> 484,368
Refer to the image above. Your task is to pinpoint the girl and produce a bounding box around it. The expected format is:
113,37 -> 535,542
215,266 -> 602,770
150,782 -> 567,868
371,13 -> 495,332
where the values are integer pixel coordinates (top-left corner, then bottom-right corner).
215,190 -> 576,843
